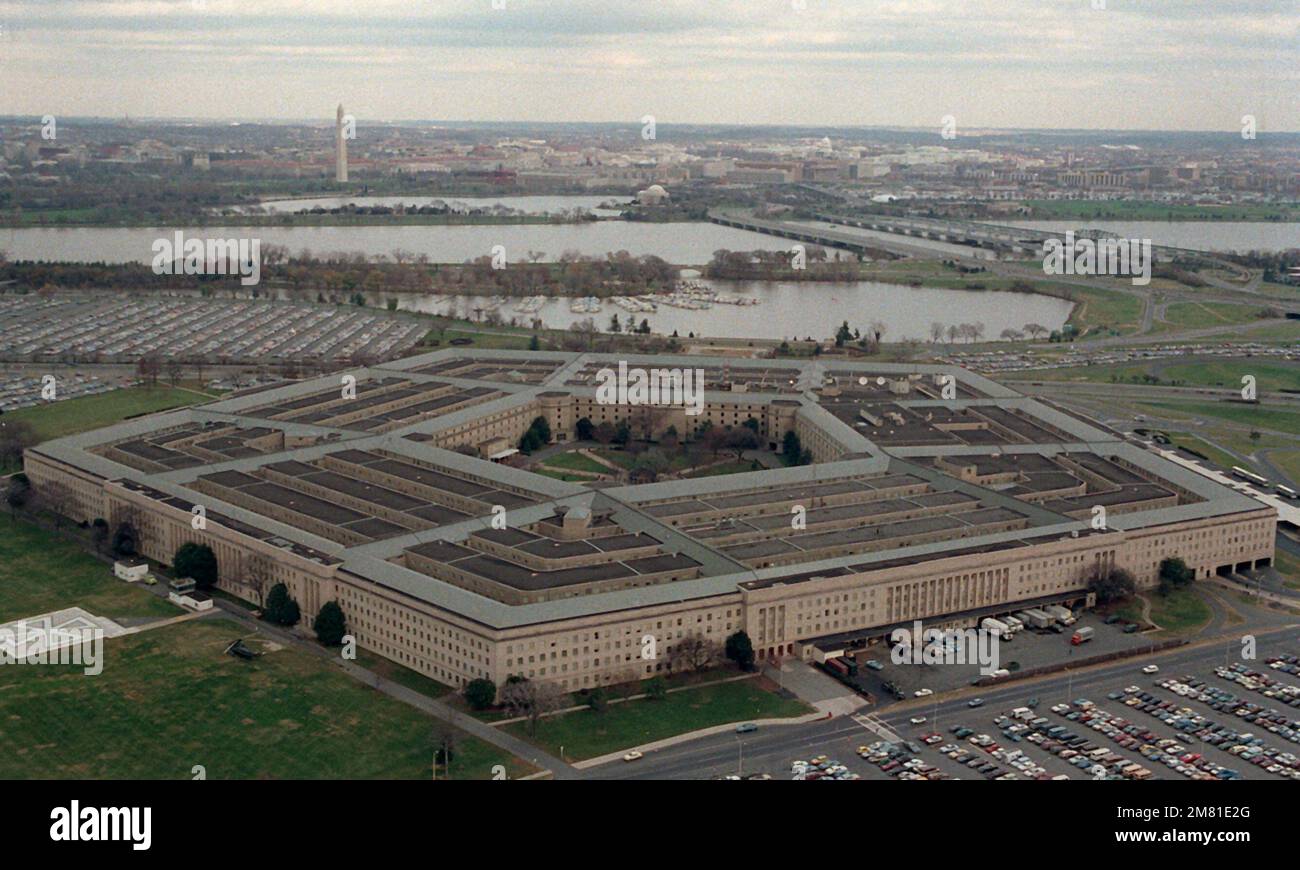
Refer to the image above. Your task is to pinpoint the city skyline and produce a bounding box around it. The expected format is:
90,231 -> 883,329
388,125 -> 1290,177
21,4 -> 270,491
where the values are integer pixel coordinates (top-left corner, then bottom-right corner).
1,0 -> 1296,132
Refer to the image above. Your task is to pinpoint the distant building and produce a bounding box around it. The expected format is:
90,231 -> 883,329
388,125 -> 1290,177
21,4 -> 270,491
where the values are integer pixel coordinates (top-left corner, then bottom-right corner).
335,103 -> 348,183
636,184 -> 670,205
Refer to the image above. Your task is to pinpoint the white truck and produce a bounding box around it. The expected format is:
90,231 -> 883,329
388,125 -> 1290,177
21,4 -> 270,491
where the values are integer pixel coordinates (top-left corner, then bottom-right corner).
1002,615 -> 1024,634
981,617 -> 1011,640
1021,608 -> 1054,630
1045,605 -> 1076,625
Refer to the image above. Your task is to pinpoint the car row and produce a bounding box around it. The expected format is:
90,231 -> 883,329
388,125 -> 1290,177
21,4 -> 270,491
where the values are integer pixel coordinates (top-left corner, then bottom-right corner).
792,754 -> 860,781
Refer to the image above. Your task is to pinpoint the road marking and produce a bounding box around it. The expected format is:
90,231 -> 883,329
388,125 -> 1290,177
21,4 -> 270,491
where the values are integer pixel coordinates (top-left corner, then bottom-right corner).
852,712 -> 902,742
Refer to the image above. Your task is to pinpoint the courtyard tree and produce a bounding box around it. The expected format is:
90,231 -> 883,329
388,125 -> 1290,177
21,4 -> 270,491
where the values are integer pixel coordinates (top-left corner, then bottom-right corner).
575,417 -> 594,440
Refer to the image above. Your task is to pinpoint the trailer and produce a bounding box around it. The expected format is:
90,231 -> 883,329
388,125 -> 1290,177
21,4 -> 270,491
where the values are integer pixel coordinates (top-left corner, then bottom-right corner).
1020,609 -> 1054,630
1046,605 -> 1076,625
1002,615 -> 1023,633
980,617 -> 1011,639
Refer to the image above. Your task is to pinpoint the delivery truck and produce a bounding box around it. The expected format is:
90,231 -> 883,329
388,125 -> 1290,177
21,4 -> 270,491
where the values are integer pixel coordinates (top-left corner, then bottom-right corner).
1046,605 -> 1077,625
981,617 -> 1011,640
1071,626 -> 1094,645
1020,608 -> 1054,630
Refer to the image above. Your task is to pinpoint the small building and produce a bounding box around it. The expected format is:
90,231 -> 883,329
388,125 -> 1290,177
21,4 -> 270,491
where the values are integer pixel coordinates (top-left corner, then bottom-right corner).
169,588 -> 212,611
113,558 -> 150,583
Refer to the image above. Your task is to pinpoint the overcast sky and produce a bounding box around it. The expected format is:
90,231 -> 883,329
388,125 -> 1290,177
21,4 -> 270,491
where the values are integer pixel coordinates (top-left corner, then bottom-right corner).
1,0 -> 1296,131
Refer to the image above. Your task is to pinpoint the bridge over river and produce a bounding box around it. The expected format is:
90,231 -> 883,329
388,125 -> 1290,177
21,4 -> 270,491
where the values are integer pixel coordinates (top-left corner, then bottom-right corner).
708,209 -> 1214,264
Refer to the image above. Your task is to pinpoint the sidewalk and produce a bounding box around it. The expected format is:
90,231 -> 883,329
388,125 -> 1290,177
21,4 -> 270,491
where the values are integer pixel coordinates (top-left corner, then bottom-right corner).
573,708 -> 831,769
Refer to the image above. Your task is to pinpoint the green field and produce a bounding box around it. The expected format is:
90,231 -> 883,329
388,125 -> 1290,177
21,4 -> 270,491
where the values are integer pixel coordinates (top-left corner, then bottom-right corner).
1138,400 -> 1300,436
0,516 -> 529,780
1165,433 -> 1242,471
540,450 -> 608,474
1010,358 -> 1300,393
503,678 -> 810,761
1065,286 -> 1145,337
5,385 -> 211,442
1154,302 -> 1268,333
0,619 -> 533,779
1117,586 -> 1213,635
0,514 -> 178,620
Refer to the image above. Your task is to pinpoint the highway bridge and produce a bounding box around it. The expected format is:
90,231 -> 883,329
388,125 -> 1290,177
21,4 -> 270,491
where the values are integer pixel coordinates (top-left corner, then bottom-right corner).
709,209 -> 1211,264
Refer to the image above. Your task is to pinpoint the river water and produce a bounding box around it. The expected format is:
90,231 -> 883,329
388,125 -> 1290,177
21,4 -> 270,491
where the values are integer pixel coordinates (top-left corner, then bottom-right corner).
5,205 -> 1290,342
378,281 -> 1074,343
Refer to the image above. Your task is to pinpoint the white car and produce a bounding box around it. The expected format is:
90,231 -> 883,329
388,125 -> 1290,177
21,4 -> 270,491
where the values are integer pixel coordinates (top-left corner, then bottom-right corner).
910,716 -> 927,725
622,751 -> 644,762
1142,665 -> 1160,674
914,688 -> 934,698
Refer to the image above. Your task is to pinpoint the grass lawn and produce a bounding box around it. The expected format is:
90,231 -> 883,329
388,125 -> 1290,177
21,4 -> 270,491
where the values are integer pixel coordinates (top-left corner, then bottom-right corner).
1276,549 -> 1300,591
541,450 -> 608,474
503,678 -> 811,761
5,385 -> 211,442
1268,450 -> 1300,488
1199,321 -> 1300,344
1138,400 -> 1300,436
1065,286 -> 1144,337
1154,302 -> 1267,333
1165,433 -> 1242,471
438,328 -> 534,350
0,618 -> 535,779
1119,586 -> 1213,635
0,514 -> 178,621
354,651 -> 455,700
592,447 -> 637,470
1011,359 -> 1299,393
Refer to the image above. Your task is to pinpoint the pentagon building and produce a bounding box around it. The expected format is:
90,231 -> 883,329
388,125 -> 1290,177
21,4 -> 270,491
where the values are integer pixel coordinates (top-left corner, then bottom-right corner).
24,349 -> 1276,691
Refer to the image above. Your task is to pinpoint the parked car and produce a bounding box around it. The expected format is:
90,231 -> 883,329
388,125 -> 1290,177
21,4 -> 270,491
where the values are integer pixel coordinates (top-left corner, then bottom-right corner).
623,751 -> 643,762
735,723 -> 758,734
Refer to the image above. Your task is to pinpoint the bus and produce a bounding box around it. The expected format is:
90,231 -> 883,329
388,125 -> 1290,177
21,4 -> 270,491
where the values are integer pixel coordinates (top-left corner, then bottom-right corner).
1231,466 -> 1270,488
1277,485 -> 1299,500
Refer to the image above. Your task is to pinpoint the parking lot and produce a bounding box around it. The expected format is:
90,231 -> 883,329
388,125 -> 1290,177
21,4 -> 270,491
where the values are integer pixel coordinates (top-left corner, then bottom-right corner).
0,295 -> 427,366
844,609 -> 1154,703
606,628 -> 1300,781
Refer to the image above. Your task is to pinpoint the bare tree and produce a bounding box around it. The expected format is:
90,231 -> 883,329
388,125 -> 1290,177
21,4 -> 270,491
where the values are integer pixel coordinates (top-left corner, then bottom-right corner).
244,552 -> 274,607
674,634 -> 717,673
929,322 -> 945,344
498,677 -> 565,736
165,358 -> 183,387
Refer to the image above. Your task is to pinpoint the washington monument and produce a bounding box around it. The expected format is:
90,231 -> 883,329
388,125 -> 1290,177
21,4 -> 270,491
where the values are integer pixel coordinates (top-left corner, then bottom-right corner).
335,103 -> 348,183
